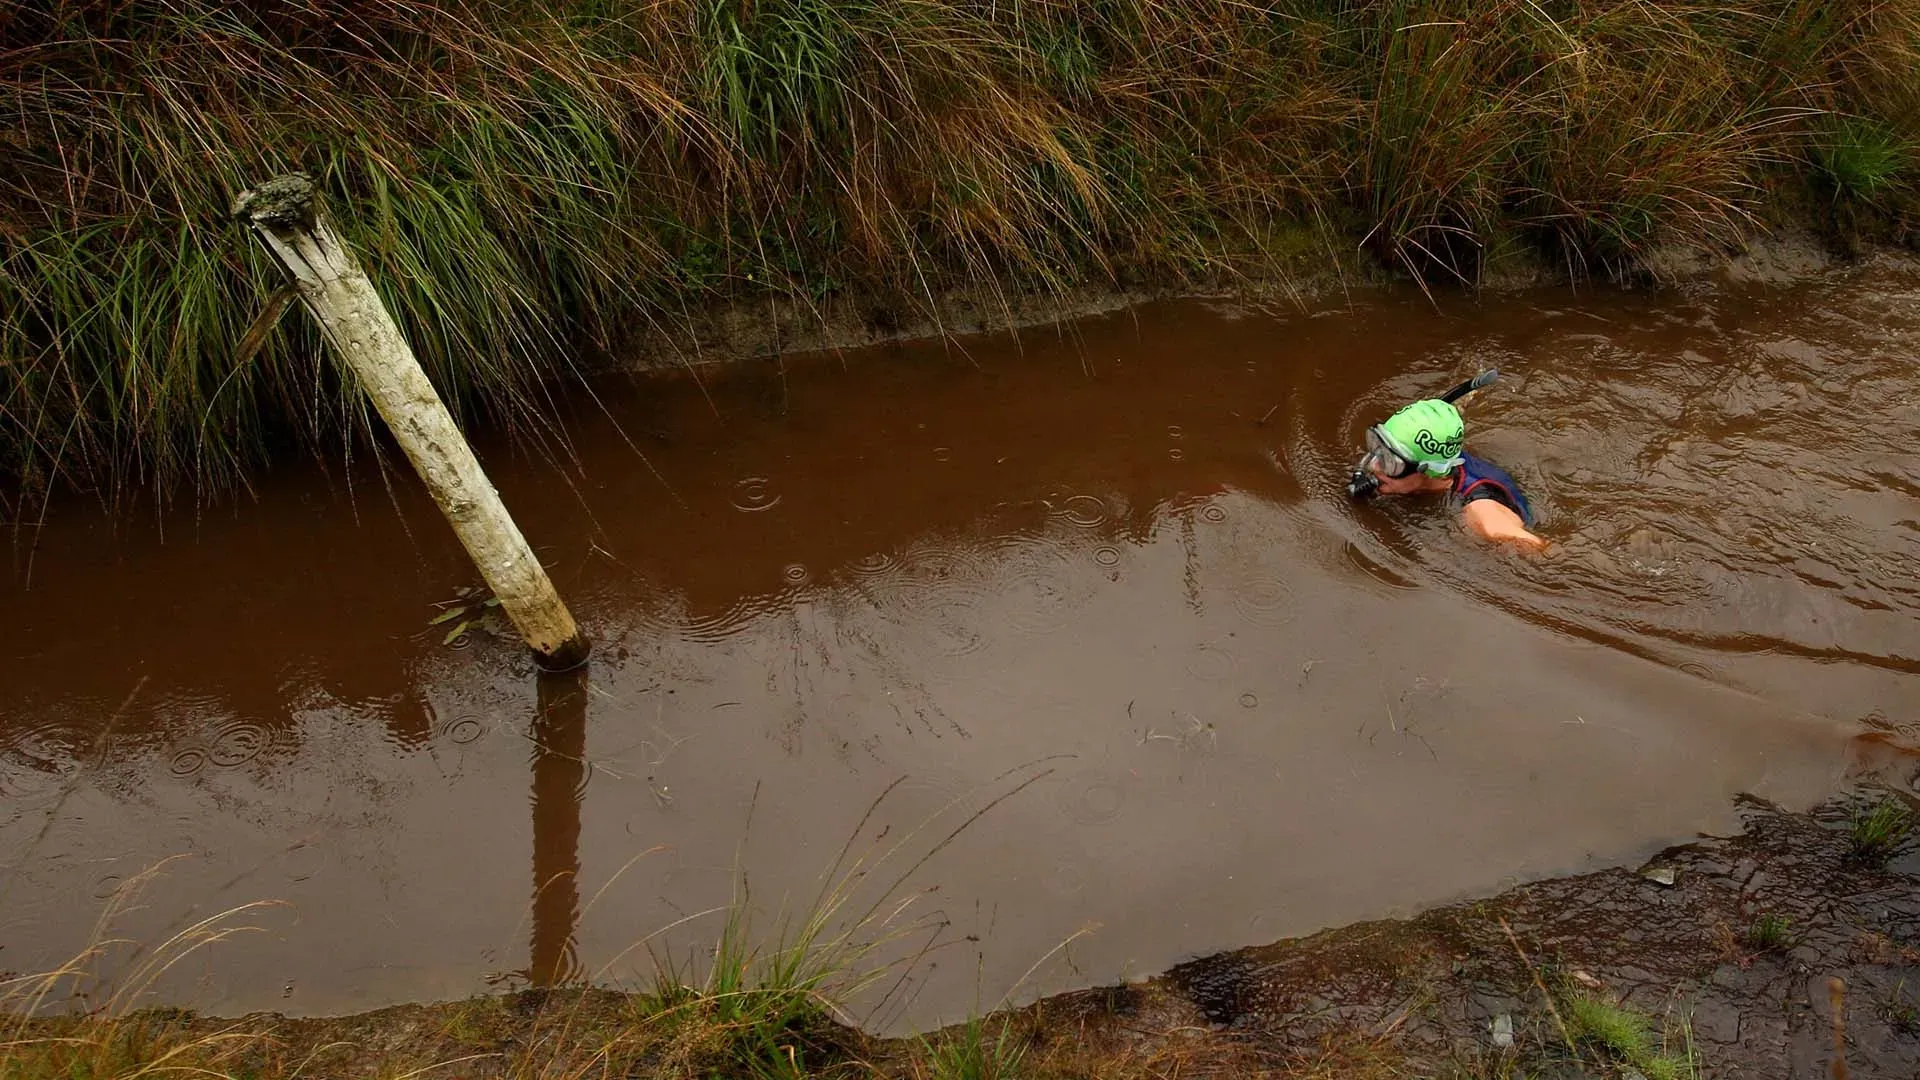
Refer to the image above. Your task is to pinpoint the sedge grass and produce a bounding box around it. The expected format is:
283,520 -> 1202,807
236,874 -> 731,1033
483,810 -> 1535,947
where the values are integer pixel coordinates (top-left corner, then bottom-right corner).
1744,912 -> 1797,953
1559,991 -> 1697,1080
1847,792 -> 1915,866
914,1015 -> 1027,1080
4,1 -> 1919,504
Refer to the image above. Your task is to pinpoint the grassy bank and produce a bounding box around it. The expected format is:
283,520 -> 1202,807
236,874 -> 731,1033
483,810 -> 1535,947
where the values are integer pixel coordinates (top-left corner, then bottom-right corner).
3,1 -> 1917,505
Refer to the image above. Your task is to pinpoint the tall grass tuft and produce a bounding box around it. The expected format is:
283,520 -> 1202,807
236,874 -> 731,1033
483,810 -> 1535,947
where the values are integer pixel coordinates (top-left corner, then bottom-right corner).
1560,990 -> 1697,1080
1814,117 -> 1916,200
1744,912 -> 1797,953
5,0 -> 1920,503
916,1014 -> 1029,1080
637,881 -> 880,1077
1847,793 -> 1915,865
1509,2 -> 1785,275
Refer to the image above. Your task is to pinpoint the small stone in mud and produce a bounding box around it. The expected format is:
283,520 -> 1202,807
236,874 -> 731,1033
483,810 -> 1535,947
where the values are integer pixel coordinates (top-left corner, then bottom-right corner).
1491,1012 -> 1514,1048
1641,865 -> 1678,886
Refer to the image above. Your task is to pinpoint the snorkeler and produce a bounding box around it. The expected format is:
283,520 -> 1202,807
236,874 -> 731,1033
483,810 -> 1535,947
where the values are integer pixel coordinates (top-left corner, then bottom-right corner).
1347,373 -> 1545,551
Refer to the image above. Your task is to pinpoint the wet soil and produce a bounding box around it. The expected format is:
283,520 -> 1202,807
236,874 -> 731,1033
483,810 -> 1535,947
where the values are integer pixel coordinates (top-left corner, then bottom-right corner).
4,243 -> 1919,1040
604,231 -> 1847,374
1130,796 -> 1920,1078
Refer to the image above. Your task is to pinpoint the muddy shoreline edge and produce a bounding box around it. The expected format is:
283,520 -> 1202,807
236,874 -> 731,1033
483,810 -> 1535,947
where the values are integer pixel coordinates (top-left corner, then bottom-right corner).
15,795 -> 1918,1078
610,230 -> 1900,378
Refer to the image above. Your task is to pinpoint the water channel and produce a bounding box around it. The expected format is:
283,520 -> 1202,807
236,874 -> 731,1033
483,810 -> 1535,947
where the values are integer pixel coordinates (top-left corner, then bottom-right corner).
4,255 -> 1918,1033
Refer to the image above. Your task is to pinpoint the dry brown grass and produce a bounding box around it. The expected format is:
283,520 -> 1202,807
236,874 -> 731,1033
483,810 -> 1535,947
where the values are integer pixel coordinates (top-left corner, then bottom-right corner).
2,1 -> 1916,503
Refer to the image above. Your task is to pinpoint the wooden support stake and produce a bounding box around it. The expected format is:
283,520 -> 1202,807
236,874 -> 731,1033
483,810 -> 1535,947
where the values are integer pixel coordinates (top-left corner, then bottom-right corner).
233,174 -> 588,670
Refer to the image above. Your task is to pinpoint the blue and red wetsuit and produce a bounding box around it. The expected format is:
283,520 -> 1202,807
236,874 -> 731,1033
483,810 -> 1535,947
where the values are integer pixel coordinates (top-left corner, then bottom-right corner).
1451,453 -> 1534,527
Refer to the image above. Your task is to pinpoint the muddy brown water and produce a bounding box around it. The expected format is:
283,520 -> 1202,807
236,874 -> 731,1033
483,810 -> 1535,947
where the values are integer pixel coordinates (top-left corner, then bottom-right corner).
4,257 -> 1919,1034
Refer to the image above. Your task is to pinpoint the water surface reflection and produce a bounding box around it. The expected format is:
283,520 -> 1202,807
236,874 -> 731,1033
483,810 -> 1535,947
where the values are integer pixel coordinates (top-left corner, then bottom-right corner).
5,260 -> 1918,1031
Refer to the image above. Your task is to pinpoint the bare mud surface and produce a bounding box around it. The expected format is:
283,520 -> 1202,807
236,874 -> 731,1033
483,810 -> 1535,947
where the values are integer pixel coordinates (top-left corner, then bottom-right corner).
1127,796 -> 1920,1078
613,232 -> 1848,374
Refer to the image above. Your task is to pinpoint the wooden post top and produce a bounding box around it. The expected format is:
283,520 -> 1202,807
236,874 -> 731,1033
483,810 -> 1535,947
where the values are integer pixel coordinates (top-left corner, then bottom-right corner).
232,174 -> 320,231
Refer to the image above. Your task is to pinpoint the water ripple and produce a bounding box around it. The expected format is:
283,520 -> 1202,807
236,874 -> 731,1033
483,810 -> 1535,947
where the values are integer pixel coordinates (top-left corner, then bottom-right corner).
167,747 -> 208,778
442,715 -> 486,745
730,476 -> 782,513
1057,495 -> 1110,529
1056,770 -> 1126,826
208,720 -> 270,768
995,535 -> 1095,636
1231,575 -> 1296,629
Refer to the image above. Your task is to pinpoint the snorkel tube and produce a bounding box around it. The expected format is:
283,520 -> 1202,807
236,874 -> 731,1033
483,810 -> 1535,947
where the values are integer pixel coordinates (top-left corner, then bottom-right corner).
1346,369 -> 1500,499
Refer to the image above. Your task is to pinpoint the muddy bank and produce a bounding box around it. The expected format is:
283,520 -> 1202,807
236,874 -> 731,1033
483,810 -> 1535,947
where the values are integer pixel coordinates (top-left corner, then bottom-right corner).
14,797 -> 1916,1078
1051,793 -> 1920,1078
609,230 -> 1861,374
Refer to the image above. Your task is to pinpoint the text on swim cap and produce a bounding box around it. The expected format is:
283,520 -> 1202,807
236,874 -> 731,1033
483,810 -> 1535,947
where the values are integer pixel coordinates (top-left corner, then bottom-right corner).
1413,429 -> 1461,458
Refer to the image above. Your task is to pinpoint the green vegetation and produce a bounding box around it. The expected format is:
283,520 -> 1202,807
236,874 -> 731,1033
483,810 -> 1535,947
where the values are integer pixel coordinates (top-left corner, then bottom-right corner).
916,1016 -> 1029,1080
1848,793 -> 1915,866
1560,991 -> 1697,1080
1817,117 -> 1915,200
2,1 -> 1918,502
1743,912 -> 1796,953
637,881 -> 871,1078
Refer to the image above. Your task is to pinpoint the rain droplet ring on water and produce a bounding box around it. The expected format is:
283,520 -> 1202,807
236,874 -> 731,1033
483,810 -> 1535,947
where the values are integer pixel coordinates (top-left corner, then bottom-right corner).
1059,495 -> 1109,528
208,721 -> 268,767
849,551 -> 898,576
730,477 -> 782,512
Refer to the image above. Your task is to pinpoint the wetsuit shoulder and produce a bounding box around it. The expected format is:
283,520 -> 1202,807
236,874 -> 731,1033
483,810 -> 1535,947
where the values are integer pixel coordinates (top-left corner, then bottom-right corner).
1453,453 -> 1534,527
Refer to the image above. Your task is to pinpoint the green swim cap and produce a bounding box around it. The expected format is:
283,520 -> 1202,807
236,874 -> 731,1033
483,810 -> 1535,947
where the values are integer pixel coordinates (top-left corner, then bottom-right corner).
1377,399 -> 1465,476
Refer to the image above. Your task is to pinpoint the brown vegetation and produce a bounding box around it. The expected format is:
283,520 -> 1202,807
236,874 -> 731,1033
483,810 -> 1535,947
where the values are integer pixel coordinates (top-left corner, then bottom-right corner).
2,1 -> 1917,502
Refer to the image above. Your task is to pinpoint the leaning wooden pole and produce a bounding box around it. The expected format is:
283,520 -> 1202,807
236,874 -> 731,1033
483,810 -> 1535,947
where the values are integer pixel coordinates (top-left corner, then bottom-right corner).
233,174 -> 588,671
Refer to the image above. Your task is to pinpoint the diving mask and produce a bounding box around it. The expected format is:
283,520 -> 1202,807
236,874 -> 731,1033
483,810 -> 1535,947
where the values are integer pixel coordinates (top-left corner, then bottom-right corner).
1362,427 -> 1423,479
1346,427 -> 1420,498
1343,372 -> 1492,500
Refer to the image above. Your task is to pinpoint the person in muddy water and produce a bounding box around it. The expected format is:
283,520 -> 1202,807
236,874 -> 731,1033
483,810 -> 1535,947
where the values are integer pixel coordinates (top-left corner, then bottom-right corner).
1348,397 -> 1546,551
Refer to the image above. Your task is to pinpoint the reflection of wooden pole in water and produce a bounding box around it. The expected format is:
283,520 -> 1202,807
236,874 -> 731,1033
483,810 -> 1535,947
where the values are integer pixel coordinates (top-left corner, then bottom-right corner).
231,174 -> 588,671
529,667 -> 589,986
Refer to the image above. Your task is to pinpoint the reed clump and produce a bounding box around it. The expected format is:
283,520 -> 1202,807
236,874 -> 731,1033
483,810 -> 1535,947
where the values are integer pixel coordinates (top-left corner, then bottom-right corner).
4,0 -> 1917,502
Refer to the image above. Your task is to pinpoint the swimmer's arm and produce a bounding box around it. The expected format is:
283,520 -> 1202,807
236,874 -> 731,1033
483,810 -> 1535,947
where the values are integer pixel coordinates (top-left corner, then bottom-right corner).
1461,499 -> 1548,552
